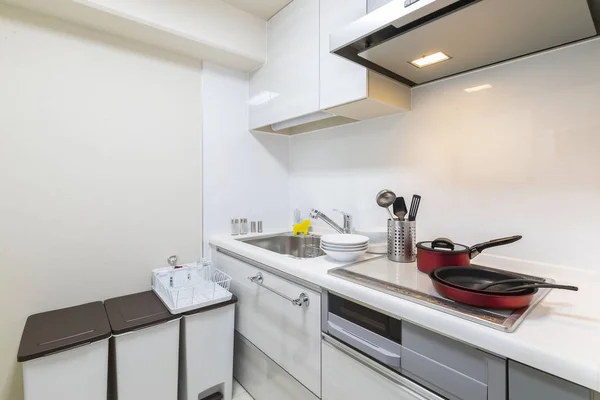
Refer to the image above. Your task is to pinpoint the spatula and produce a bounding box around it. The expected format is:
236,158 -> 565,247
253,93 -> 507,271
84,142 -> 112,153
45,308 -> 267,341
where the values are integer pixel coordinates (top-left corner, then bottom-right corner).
393,197 -> 407,221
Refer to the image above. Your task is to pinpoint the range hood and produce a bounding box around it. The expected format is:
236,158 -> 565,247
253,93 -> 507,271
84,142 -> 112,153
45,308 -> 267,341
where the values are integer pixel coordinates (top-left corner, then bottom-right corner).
331,0 -> 600,87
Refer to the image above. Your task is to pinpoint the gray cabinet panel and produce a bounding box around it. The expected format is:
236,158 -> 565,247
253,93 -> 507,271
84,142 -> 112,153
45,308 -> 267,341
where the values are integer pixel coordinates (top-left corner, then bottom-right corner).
487,355 -> 507,400
402,347 -> 487,400
402,322 -> 504,382
508,361 -> 591,400
402,322 -> 506,400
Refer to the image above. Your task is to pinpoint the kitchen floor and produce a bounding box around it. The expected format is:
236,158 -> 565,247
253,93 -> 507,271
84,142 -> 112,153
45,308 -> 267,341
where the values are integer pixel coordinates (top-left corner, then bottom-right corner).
233,380 -> 254,400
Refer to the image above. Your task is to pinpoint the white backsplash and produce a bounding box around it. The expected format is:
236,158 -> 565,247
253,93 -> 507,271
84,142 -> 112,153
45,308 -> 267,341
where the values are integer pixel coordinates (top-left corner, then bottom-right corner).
290,37 -> 600,271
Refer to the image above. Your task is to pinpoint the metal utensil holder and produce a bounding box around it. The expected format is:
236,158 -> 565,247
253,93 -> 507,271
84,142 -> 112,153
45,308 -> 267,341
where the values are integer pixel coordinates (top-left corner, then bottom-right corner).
387,219 -> 416,263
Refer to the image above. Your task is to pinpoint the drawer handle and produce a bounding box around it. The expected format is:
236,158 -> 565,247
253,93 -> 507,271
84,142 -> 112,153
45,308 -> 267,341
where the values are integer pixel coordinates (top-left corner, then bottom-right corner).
248,272 -> 310,307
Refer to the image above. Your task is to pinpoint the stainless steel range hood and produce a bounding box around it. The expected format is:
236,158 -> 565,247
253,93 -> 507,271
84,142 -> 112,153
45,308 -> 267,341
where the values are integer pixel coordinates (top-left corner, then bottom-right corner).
331,0 -> 600,87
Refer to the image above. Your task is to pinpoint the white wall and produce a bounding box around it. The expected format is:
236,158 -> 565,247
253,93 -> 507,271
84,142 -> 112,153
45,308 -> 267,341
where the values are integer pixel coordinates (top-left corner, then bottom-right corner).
290,37 -> 600,271
0,6 -> 203,400
202,62 -> 290,255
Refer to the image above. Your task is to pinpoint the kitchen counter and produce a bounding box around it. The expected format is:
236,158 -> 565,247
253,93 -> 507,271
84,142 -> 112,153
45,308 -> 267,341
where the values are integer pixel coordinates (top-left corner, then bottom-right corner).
210,232 -> 600,392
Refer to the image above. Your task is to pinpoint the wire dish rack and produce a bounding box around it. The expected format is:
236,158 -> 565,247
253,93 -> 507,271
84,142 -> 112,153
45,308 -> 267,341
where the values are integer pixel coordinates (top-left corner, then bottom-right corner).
152,259 -> 232,314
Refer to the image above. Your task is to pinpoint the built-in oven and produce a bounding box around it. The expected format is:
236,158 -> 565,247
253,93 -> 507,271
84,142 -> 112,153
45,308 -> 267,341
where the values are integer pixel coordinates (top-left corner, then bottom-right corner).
322,291 -> 507,400
324,290 -> 403,368
322,291 -> 444,400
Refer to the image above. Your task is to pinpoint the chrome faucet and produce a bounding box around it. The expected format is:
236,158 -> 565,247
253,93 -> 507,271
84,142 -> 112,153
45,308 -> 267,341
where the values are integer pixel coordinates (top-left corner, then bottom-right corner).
309,209 -> 353,234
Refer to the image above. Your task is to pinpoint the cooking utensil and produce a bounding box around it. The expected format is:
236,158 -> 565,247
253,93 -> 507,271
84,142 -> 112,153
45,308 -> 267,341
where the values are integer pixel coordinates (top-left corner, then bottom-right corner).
433,266 -> 526,293
434,267 -> 578,294
393,197 -> 407,220
416,235 -> 522,273
376,189 -> 397,221
481,280 -> 579,292
429,266 -> 579,308
408,195 -> 421,221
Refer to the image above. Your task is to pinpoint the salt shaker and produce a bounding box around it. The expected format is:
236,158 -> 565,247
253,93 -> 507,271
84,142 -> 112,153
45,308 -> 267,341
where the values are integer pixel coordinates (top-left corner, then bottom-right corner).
240,218 -> 249,235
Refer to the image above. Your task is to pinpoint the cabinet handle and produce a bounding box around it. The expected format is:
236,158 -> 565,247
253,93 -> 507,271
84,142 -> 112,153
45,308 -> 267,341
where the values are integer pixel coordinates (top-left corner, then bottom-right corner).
248,272 -> 310,307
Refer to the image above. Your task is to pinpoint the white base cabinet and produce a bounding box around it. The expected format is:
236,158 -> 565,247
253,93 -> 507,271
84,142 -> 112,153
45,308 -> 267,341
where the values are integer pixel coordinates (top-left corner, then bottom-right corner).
322,336 -> 443,400
215,250 -> 321,397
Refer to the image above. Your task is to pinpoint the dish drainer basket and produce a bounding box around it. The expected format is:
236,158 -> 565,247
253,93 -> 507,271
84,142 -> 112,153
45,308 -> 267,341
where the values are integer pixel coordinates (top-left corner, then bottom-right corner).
152,259 -> 232,314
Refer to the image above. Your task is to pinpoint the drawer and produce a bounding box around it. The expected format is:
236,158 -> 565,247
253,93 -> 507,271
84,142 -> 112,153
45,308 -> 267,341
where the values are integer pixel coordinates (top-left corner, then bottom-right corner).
402,322 -> 506,400
215,250 -> 321,397
322,335 -> 443,400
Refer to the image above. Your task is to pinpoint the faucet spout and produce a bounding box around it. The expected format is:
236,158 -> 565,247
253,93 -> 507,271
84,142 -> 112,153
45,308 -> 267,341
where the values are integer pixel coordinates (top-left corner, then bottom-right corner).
309,209 -> 352,234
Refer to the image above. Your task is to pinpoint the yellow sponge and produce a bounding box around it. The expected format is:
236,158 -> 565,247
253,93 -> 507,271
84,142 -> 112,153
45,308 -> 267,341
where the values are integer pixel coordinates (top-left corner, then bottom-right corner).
293,220 -> 312,236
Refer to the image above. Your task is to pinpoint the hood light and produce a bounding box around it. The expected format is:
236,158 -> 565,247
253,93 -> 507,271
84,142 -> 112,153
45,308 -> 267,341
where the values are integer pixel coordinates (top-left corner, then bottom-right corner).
410,51 -> 451,68
464,84 -> 493,93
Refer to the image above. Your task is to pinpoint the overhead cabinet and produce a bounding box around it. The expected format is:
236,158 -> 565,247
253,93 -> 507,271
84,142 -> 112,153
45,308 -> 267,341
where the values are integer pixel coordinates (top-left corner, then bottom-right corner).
249,0 -> 411,135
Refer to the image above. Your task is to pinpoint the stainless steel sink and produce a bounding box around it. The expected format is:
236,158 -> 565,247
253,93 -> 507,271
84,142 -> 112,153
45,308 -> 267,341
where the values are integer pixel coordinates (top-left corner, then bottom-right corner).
239,233 -> 325,259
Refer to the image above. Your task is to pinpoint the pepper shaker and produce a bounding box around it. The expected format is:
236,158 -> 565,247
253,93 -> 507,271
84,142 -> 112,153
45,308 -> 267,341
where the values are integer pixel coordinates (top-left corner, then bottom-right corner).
231,219 -> 240,236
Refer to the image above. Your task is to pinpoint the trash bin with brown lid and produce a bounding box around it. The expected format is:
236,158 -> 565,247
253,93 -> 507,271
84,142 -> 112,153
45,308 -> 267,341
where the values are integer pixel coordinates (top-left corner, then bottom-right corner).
104,290 -> 180,400
17,301 -> 111,400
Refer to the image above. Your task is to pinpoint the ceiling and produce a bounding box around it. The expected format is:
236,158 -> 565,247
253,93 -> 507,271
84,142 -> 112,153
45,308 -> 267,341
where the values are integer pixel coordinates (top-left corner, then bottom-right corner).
223,0 -> 292,20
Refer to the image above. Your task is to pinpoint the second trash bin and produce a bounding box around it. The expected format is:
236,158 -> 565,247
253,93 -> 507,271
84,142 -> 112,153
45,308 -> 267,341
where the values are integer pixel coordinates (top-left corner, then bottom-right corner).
104,291 -> 180,400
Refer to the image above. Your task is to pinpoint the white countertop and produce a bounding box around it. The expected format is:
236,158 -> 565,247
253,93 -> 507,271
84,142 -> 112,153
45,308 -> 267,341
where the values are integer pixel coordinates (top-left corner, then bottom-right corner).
210,232 -> 600,392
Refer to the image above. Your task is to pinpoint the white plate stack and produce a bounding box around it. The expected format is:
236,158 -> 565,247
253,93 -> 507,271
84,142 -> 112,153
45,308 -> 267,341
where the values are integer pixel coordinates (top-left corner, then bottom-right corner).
320,234 -> 370,262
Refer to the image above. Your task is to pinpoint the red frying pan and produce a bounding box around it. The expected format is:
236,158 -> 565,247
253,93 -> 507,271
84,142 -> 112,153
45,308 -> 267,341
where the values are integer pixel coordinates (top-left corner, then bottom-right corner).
430,266 -> 578,309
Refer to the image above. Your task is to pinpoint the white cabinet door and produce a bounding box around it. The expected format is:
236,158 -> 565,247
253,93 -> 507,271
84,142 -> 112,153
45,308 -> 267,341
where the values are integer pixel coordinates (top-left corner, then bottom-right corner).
320,0 -> 368,110
215,251 -> 321,397
249,0 -> 320,130
322,336 -> 443,400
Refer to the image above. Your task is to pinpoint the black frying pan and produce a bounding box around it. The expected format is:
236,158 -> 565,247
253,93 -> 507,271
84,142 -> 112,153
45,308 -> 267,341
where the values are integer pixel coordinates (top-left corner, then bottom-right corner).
433,266 -> 579,295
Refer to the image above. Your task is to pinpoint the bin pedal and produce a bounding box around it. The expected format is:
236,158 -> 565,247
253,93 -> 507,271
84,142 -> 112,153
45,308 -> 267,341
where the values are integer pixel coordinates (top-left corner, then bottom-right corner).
201,392 -> 223,400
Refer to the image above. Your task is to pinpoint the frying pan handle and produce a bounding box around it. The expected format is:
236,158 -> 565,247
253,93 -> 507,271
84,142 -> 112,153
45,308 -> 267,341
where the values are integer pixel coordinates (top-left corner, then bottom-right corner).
431,238 -> 455,250
479,279 -> 541,291
469,235 -> 523,259
505,283 -> 579,292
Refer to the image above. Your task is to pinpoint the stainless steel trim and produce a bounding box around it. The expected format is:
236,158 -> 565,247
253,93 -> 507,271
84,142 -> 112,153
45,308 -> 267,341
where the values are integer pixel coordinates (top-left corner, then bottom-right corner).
322,334 -> 444,400
216,247 -> 321,292
329,264 -> 554,332
248,272 -> 310,307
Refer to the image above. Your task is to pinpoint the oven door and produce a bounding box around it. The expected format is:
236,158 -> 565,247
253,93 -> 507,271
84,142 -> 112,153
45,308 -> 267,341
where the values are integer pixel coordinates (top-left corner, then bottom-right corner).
325,292 -> 403,368
322,334 -> 443,400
